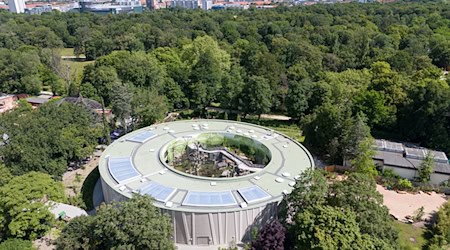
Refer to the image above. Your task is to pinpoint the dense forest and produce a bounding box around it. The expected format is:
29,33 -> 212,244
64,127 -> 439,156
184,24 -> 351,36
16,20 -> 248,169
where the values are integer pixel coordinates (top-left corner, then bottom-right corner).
0,2 -> 449,249
0,3 -> 449,161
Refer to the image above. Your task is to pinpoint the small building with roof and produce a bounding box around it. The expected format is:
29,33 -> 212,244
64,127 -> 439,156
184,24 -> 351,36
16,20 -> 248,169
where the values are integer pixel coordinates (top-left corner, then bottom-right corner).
373,139 -> 450,185
55,95 -> 112,120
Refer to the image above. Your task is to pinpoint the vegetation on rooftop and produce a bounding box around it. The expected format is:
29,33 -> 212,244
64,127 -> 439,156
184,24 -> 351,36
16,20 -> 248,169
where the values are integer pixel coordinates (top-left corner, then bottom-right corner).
167,133 -> 271,178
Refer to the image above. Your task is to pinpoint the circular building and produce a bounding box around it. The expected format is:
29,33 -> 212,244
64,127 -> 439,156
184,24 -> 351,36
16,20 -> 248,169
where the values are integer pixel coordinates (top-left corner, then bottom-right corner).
99,119 -> 314,247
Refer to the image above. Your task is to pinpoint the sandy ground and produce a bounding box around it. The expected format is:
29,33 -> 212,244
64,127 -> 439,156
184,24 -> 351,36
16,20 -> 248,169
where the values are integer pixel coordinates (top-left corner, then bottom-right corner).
62,156 -> 100,197
377,185 -> 448,221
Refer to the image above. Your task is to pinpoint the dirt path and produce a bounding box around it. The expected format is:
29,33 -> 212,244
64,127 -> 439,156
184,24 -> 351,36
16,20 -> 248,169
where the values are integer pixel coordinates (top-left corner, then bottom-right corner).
205,107 -> 291,121
62,156 -> 100,197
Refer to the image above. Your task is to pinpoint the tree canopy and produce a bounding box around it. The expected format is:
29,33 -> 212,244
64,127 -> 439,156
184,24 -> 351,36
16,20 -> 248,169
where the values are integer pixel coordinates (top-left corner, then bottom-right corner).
0,3 -> 448,154
56,195 -> 174,250
0,102 -> 100,177
279,170 -> 398,250
0,172 -> 66,241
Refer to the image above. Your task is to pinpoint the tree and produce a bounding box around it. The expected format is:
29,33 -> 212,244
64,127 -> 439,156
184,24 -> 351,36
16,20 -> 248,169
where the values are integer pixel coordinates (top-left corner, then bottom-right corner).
286,79 -> 312,120
219,63 -> 245,112
0,238 -> 33,250
352,90 -> 395,128
251,220 -> 286,250
328,173 -> 398,246
279,168 -> 329,222
0,164 -> 12,187
182,35 -> 231,112
428,202 -> 450,249
131,88 -> 169,129
280,170 -> 398,250
56,215 -> 96,250
418,152 -> 433,183
369,62 -> 406,107
0,172 -> 66,240
351,137 -> 377,176
340,113 -> 373,169
0,102 -> 99,177
111,82 -> 132,132
302,101 -> 351,161
241,76 -> 272,119
57,195 -> 174,250
82,65 -> 119,105
292,205 -> 370,250
188,49 -> 224,113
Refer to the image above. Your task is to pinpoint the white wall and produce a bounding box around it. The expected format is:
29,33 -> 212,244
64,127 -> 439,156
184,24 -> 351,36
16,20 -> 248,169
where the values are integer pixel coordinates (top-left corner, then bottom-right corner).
383,165 -> 450,185
430,173 -> 450,185
383,166 -> 417,180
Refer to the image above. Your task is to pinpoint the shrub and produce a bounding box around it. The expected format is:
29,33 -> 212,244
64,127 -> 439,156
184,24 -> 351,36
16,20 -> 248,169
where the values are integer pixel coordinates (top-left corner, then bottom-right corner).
382,169 -> 400,179
397,179 -> 413,190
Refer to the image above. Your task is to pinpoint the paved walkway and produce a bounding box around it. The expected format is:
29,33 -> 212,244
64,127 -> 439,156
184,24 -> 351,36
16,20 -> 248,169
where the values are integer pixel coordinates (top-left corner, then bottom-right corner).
198,147 -> 263,172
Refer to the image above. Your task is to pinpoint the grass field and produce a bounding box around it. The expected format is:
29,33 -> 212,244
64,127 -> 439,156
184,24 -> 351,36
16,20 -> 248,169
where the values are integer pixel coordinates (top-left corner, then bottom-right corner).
242,118 -> 304,142
59,48 -> 85,58
58,48 -> 93,82
62,60 -> 93,80
394,221 -> 427,250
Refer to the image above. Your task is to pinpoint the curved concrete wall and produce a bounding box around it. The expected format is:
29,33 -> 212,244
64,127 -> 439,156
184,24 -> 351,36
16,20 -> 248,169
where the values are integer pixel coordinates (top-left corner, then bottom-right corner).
102,176 -> 278,246
163,202 -> 277,246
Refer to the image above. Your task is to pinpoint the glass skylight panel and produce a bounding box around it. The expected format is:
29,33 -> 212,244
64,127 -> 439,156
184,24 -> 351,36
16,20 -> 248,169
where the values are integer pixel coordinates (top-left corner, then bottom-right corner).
374,139 -> 385,150
384,141 -> 404,153
374,139 -> 404,153
140,182 -> 176,202
182,191 -> 237,207
108,157 -> 140,183
429,150 -> 448,163
405,148 -> 426,160
238,186 -> 271,203
127,131 -> 157,143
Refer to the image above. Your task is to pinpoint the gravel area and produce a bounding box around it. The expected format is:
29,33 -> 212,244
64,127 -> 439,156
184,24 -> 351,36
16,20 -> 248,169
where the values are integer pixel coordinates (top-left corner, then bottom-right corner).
377,185 -> 448,221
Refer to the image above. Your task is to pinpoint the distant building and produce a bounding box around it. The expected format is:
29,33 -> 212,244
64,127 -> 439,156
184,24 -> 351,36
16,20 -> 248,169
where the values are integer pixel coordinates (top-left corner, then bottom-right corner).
25,4 -> 52,14
78,0 -> 143,14
8,0 -> 25,13
201,0 -> 211,9
0,94 -> 17,113
24,92 -> 54,108
55,96 -> 112,121
170,0 -> 199,9
26,97 -> 51,108
373,139 -> 450,185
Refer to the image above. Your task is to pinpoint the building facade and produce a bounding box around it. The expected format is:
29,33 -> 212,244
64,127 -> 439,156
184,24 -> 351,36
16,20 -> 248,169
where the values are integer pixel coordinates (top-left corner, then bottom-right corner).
373,139 -> 450,185
8,0 -> 25,13
99,120 -> 314,247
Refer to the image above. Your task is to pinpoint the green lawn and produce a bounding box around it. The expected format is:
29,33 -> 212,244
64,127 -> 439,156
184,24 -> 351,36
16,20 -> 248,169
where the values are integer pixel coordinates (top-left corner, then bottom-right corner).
59,47 -> 85,58
62,60 -> 93,80
394,221 -> 427,250
267,124 -> 304,142
242,118 -> 304,142
57,48 -> 93,82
